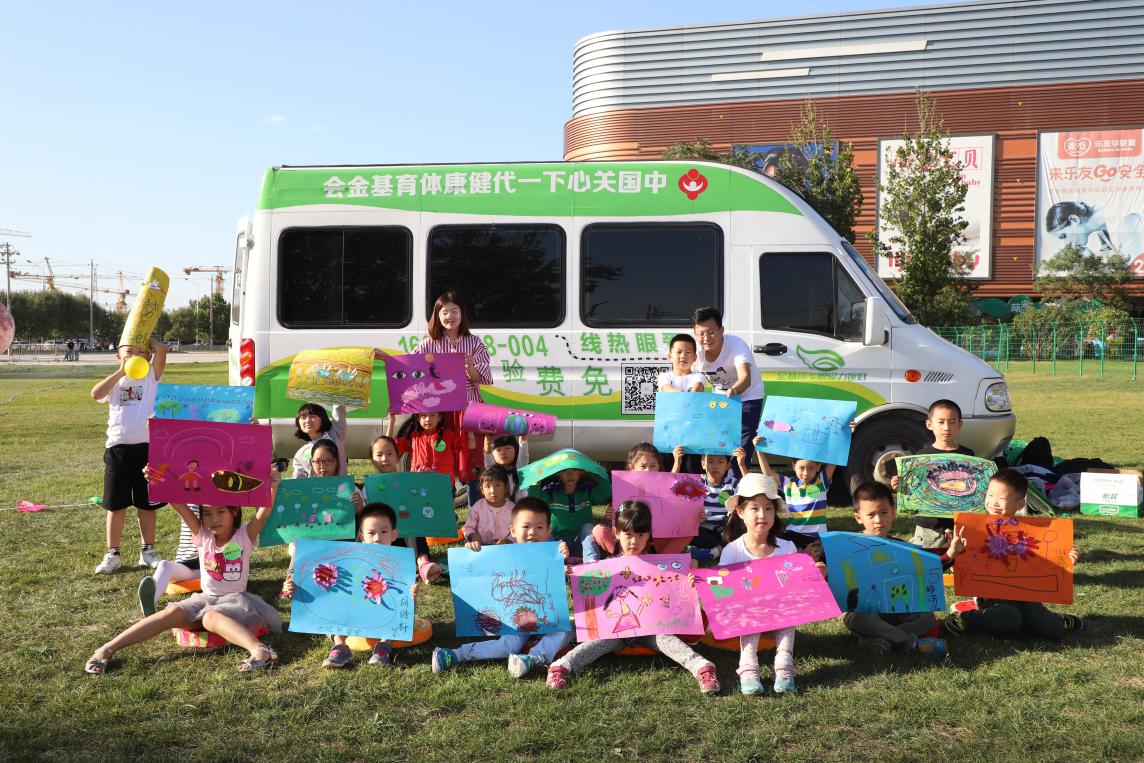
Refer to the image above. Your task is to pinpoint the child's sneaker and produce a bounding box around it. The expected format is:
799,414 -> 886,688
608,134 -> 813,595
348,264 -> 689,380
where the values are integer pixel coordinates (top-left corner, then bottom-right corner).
1061,613 -> 1085,633
368,642 -> 393,667
860,637 -> 892,655
322,644 -> 353,669
418,560 -> 442,584
914,637 -> 947,658
507,653 -> 539,679
772,672 -> 797,694
431,647 -> 459,674
950,599 -> 978,613
94,550 -> 121,575
943,612 -> 968,636
138,547 -> 162,568
696,665 -> 721,695
546,665 -> 570,690
137,576 -> 157,617
738,670 -> 765,695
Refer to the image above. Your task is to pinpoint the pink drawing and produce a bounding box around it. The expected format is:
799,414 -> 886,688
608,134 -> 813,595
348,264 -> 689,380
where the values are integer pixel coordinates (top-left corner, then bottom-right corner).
695,553 -> 841,640
147,419 -> 273,506
762,420 -> 793,432
362,569 -> 390,604
611,471 -> 704,539
313,563 -> 339,591
385,352 -> 467,414
570,555 -> 703,641
460,401 -> 557,437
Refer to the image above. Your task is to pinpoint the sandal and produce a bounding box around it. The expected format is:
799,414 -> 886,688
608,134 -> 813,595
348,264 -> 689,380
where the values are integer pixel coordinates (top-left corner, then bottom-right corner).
85,648 -> 114,675
237,646 -> 278,673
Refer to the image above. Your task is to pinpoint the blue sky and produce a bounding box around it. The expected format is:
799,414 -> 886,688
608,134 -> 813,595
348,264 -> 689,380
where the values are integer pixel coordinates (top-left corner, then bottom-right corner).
1,0 -> 928,308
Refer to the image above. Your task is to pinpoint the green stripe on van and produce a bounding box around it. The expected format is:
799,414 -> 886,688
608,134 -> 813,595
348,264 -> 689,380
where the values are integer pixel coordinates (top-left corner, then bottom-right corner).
257,163 -> 801,217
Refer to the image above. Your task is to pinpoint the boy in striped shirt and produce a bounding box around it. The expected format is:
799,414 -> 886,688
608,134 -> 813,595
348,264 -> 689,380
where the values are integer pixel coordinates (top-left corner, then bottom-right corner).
755,442 -> 837,539
672,445 -> 749,561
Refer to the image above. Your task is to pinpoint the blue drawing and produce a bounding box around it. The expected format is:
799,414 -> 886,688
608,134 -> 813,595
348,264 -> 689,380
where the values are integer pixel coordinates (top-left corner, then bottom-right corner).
154,384 -> 255,423
819,531 -> 945,614
653,391 -> 742,456
447,543 -> 571,638
289,539 -> 416,640
756,395 -> 857,465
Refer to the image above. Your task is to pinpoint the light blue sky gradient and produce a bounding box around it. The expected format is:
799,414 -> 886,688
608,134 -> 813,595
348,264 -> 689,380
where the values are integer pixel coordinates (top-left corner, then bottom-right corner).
1,1 -> 928,309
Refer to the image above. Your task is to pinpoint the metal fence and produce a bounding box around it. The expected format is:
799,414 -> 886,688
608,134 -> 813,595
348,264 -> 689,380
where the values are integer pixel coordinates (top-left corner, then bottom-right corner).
931,319 -> 1142,379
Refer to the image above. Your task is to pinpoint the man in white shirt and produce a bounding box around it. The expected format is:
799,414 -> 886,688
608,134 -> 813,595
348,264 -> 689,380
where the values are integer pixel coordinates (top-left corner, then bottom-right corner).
691,306 -> 765,475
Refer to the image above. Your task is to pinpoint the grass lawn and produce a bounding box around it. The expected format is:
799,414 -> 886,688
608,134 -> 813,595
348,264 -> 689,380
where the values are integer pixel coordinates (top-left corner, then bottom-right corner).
1,362 -> 1142,762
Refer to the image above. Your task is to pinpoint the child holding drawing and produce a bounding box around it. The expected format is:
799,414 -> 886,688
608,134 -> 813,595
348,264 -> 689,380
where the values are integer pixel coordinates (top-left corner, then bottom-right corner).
432,496 -> 571,678
462,466 -> 515,550
484,433 -> 530,501
371,434 -> 439,584
85,471 -> 284,674
719,473 -> 801,694
672,444 -> 749,562
658,334 -> 706,392
944,469 -> 1083,640
291,402 -> 347,478
91,337 -> 168,574
546,500 -> 721,695
755,442 -> 836,538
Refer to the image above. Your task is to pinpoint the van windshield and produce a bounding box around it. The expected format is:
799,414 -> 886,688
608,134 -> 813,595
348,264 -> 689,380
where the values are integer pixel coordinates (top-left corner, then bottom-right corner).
839,240 -> 914,323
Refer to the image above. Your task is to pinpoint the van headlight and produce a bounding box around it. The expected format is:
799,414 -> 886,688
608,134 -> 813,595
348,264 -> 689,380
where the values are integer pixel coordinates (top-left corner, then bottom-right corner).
984,382 -> 1011,412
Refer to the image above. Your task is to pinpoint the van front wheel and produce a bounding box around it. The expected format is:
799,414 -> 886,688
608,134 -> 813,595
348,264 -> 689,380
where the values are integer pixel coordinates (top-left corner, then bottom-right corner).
847,414 -> 929,496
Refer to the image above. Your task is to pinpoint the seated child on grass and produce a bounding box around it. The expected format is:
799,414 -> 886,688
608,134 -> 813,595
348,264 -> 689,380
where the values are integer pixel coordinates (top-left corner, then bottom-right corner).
841,482 -> 965,658
484,434 -> 530,501
673,445 -> 748,561
432,497 -> 571,678
545,500 -> 721,695
371,434 -> 439,584
462,466 -> 514,550
537,450 -> 605,560
944,469 -> 1083,640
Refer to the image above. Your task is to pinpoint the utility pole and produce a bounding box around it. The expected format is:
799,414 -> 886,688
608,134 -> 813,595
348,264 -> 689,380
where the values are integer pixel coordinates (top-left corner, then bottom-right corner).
89,260 -> 95,348
1,242 -> 13,307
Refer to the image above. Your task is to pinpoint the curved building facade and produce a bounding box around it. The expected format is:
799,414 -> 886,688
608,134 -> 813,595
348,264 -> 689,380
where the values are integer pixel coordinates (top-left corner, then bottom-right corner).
565,0 -> 1144,296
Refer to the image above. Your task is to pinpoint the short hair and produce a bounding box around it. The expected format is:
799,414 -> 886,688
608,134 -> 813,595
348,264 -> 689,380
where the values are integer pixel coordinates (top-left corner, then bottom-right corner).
691,306 -> 723,327
852,481 -> 895,510
489,434 -> 520,460
928,399 -> 962,420
311,439 -> 340,463
426,291 -> 472,340
669,333 -> 696,352
359,502 -> 397,528
512,496 -> 551,521
613,500 -> 653,534
293,403 -> 332,442
479,464 -> 509,486
989,468 -> 1029,497
627,442 -> 661,470
1045,201 -> 1096,232
370,435 -> 399,454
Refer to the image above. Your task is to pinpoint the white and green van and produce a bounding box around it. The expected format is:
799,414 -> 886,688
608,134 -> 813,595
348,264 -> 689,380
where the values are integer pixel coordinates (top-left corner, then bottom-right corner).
229,160 -> 1015,489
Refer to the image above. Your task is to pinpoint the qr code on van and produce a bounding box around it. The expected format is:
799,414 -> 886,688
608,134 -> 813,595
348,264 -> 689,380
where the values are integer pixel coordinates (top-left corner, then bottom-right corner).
621,363 -> 670,415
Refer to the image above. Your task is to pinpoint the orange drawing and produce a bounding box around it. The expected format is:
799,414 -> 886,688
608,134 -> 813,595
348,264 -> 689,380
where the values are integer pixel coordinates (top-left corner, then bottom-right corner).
952,513 -> 1074,605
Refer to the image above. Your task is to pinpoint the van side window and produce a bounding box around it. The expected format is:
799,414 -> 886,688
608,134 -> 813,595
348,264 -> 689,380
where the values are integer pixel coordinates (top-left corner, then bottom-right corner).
278,227 -> 412,327
759,253 -> 864,340
427,225 -> 565,328
581,223 -> 723,327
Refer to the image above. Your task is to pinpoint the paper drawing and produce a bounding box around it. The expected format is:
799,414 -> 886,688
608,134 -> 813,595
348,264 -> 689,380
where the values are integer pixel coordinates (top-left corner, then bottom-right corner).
953,513 -> 1074,604
896,454 -> 996,517
610,470 -> 705,538
363,472 -> 456,537
289,539 -> 416,640
819,531 -> 946,613
154,384 -> 255,423
652,391 -> 742,456
286,347 -> 374,410
754,395 -> 857,466
459,401 -> 556,437
147,419 -> 272,506
570,554 -> 704,641
695,553 -> 841,639
258,476 -> 357,547
384,352 -> 467,414
447,543 -> 571,637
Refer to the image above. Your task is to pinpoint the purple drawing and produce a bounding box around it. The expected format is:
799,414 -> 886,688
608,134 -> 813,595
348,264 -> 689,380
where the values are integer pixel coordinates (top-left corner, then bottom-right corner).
384,352 -> 467,414
460,401 -> 557,437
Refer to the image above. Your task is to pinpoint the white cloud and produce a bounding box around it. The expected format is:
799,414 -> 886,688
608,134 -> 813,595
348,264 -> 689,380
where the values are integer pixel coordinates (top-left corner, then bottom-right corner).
264,114 -> 287,125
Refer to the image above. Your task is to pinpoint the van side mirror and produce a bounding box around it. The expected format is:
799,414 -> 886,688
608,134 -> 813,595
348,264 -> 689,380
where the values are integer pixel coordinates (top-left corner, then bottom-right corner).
863,296 -> 887,346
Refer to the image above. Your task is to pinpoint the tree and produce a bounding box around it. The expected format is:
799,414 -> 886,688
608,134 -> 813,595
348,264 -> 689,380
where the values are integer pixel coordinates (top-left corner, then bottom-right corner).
868,90 -> 975,325
773,100 -> 864,243
660,138 -> 762,173
1035,243 -> 1130,309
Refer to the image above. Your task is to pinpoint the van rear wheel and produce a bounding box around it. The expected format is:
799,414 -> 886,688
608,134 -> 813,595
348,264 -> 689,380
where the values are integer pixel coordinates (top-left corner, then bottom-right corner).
847,414 -> 929,496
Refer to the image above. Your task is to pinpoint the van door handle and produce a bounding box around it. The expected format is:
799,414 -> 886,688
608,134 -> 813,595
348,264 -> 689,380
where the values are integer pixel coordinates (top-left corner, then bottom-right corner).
755,343 -> 787,356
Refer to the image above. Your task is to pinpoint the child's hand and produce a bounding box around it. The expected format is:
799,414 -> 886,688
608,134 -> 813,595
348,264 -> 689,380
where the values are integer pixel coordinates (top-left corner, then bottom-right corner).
410,581 -> 420,599
687,572 -> 696,587
519,433 -> 528,443
1068,547 -> 1081,564
696,507 -> 706,522
752,434 -> 764,449
849,419 -> 857,432
946,525 -> 968,560
731,446 -> 745,461
142,464 -> 163,484
890,475 -> 900,491
465,537 -> 482,552
558,541 -> 569,558
351,490 -> 364,512
815,562 -> 828,578
673,445 -> 685,463
149,337 -> 165,352
371,348 -> 386,361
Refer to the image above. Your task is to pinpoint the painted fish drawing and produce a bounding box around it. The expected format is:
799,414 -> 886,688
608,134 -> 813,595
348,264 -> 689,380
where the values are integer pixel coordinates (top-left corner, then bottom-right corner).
211,470 -> 264,493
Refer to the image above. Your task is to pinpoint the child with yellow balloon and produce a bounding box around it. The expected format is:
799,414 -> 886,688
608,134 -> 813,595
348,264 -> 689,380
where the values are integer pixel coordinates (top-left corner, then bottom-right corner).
90,268 -> 170,575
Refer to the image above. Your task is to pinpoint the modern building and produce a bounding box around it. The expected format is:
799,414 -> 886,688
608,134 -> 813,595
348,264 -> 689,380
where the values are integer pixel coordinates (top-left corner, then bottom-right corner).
565,0 -> 1144,297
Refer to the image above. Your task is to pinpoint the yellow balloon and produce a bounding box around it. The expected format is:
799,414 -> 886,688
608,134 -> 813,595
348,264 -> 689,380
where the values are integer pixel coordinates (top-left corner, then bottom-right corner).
123,355 -> 150,380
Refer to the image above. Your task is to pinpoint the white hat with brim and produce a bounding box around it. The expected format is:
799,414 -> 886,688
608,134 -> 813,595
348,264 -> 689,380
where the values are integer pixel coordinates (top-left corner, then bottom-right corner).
726,473 -> 782,513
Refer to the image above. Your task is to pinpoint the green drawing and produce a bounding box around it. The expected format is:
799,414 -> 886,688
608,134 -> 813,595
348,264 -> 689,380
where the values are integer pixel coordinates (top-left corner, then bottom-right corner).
796,346 -> 846,372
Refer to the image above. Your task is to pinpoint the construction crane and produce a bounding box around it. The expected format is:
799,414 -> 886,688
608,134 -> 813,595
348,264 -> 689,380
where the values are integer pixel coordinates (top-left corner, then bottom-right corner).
9,272 -> 131,307
183,266 -> 232,296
